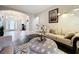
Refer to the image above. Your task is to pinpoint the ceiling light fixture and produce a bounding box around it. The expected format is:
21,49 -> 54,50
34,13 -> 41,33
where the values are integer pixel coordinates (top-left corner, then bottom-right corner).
70,14 -> 75,16
61,14 -> 68,17
58,13 -> 61,16
73,8 -> 79,11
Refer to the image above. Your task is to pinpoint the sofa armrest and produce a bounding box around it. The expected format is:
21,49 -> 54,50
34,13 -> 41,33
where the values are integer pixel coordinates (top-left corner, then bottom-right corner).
71,33 -> 79,53
72,37 -> 79,48
71,33 -> 79,48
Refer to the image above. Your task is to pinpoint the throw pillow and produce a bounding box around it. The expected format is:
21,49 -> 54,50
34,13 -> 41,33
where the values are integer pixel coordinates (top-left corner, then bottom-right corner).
65,33 -> 75,40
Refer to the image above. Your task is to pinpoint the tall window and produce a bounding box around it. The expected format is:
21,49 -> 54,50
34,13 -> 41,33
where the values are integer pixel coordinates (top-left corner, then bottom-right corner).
6,16 -> 15,30
9,19 -> 14,30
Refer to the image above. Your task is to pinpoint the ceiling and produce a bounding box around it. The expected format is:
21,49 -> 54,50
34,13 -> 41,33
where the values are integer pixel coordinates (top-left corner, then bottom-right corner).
2,5 -> 52,15
1,5 -> 79,15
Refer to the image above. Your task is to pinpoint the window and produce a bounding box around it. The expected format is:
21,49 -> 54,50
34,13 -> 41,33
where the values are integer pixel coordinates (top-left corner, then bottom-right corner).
9,19 -> 14,30
6,16 -> 15,30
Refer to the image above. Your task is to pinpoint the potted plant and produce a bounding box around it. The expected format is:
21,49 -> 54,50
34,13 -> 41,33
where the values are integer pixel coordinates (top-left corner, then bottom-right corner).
40,25 -> 47,42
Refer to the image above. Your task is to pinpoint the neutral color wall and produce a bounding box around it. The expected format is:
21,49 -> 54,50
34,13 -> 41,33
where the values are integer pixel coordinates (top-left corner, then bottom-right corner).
38,9 -> 79,35
32,16 -> 40,31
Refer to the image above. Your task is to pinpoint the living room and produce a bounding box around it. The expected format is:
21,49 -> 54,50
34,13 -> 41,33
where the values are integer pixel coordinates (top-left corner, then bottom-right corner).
0,5 -> 79,54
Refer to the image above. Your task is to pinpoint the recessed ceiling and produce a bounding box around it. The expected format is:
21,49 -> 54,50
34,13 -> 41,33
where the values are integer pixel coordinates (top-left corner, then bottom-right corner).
2,5 -> 52,15
1,5 -> 79,15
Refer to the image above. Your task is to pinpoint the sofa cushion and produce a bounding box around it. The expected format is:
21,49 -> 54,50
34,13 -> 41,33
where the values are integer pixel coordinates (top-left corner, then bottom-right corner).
46,33 -> 72,47
49,29 -> 56,34
65,33 -> 75,40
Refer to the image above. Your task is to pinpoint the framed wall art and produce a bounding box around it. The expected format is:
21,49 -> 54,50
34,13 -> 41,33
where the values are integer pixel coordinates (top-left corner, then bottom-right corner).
49,8 -> 58,23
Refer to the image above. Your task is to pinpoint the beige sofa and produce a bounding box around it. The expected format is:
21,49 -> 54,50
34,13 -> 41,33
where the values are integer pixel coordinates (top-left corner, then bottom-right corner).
45,33 -> 79,53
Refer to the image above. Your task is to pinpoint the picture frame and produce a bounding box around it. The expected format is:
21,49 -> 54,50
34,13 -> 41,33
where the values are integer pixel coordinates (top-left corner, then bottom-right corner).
49,8 -> 58,23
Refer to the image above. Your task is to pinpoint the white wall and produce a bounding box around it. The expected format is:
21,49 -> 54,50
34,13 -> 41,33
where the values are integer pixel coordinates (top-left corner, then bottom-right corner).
32,16 -> 40,31
29,14 -> 40,31
38,9 -> 79,35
